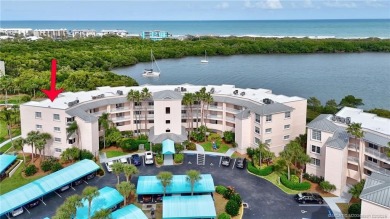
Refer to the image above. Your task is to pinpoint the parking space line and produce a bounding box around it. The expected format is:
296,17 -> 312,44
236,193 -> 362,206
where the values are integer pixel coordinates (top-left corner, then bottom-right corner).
143,156 -> 145,166
23,206 -> 30,214
71,186 -> 76,191
54,192 -> 62,198
83,180 -> 89,184
219,157 -> 222,167
232,159 -> 236,169
40,198 -> 46,206
299,204 -> 328,207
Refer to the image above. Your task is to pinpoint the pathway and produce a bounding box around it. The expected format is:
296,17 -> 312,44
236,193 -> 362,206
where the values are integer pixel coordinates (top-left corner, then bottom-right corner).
323,186 -> 352,219
0,135 -> 21,150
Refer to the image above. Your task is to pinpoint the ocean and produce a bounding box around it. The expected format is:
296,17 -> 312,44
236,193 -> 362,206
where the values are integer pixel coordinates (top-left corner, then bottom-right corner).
1,19 -> 390,38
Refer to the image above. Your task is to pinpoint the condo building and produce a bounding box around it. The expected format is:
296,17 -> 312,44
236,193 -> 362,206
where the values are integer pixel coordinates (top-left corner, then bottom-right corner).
306,107 -> 390,196
71,29 -> 96,38
20,84 -> 307,158
33,29 -> 68,39
0,28 -> 33,37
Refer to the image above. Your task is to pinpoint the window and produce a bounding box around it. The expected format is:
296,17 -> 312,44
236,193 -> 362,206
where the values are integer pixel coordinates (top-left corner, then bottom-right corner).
148,120 -> 154,124
116,103 -> 124,108
148,102 -> 154,106
68,138 -> 76,144
255,126 -> 260,134
36,124 -> 42,129
116,113 -> 124,117
166,129 -> 170,133
254,137 -> 260,145
134,120 -> 140,124
66,117 -> 75,123
266,115 -> 272,122
166,107 -> 170,114
312,130 -> 321,141
284,135 -> 290,140
367,156 -> 378,163
211,120 -> 218,124
53,114 -> 60,121
135,102 -> 141,106
255,114 -> 260,123
181,110 -> 186,114
54,137 -> 61,143
54,127 -> 60,132
284,124 -> 290,130
35,112 -> 42,119
166,120 -> 170,124
181,119 -> 187,123
134,130 -> 140,134
135,111 -> 141,115
54,148 -> 62,153
148,111 -> 154,115
116,122 -> 124,126
265,139 -> 272,144
311,145 -> 320,154
311,158 -> 320,166
265,128 -> 272,134
285,112 -> 291,119
368,143 -> 378,150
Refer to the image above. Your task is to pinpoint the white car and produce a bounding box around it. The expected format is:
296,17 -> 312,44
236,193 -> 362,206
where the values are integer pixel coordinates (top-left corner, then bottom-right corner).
145,151 -> 154,165
106,161 -> 114,172
120,157 -> 127,164
11,207 -> 23,217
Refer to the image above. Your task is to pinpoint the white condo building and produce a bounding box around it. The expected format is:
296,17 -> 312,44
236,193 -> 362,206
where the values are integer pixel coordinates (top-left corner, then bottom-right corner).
20,84 -> 307,158
33,29 -> 68,39
0,28 -> 33,36
306,107 -> 390,196
71,29 -> 96,38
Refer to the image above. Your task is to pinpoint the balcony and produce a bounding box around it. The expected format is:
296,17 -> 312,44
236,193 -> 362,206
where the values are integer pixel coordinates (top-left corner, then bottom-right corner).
133,114 -> 154,119
92,111 -> 105,116
226,108 -> 242,114
364,161 -> 390,176
365,147 -> 390,163
206,114 -> 223,120
112,116 -> 131,122
226,116 -> 235,122
348,144 -> 359,151
110,107 -> 130,113
347,156 -> 359,163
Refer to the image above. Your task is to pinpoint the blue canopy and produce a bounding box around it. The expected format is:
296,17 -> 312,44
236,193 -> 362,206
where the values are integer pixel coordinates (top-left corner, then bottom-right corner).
162,139 -> 175,155
76,187 -> 124,219
163,195 -> 216,219
111,205 -> 148,219
0,154 -> 17,173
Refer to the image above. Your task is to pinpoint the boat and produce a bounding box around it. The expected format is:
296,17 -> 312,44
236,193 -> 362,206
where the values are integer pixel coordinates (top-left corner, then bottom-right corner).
201,50 -> 209,63
142,50 -> 161,77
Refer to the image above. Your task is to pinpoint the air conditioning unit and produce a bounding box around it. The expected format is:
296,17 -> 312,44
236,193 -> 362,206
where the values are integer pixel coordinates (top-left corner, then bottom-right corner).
240,92 -> 245,96
233,90 -> 238,95
346,117 -> 351,124
117,90 -> 123,95
210,88 -> 215,94
331,115 -> 336,121
262,98 -> 273,104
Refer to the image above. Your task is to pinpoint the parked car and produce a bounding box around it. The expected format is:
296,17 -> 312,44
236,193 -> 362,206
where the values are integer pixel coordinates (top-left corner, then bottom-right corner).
294,193 -> 324,204
120,157 -> 128,164
25,199 -> 40,209
11,207 -> 23,217
130,154 -> 141,166
85,173 -> 96,180
57,185 -> 70,193
235,158 -> 247,169
106,161 -> 114,172
73,179 -> 83,186
154,194 -> 163,202
221,156 -> 231,167
142,195 -> 152,203
145,151 -> 154,165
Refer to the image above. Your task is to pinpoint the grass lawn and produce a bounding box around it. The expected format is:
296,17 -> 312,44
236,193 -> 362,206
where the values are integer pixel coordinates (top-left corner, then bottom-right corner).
0,120 -> 21,144
0,142 -> 13,153
256,172 -> 300,195
105,150 -> 128,158
201,142 -> 230,153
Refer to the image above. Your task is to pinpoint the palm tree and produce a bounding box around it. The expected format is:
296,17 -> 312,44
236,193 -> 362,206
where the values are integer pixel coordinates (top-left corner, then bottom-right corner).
127,89 -> 141,136
14,138 -> 26,165
116,181 -> 135,206
67,121 -> 81,149
348,179 -> 365,200
182,93 -> 194,135
91,209 -> 112,219
203,92 -> 213,126
38,132 -> 52,160
98,113 -> 110,149
141,87 -> 152,134
186,170 -> 202,196
82,186 -> 100,219
26,131 -> 40,160
64,194 -> 83,219
256,141 -> 269,166
194,91 -> 202,128
296,152 -> 311,183
11,105 -> 20,127
0,108 -> 14,147
112,162 -> 124,185
347,122 -> 364,181
157,171 -> 173,196
280,145 -> 294,180
123,164 -> 139,182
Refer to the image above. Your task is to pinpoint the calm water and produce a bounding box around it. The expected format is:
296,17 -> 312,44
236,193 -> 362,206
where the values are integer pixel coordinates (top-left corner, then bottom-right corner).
2,20 -> 390,38
113,53 -> 390,109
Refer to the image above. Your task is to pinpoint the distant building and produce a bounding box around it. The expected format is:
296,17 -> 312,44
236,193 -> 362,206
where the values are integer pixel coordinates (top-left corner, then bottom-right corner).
142,30 -> 171,41
0,28 -> 33,37
33,29 -> 68,39
100,29 -> 128,37
0,61 -> 5,77
71,29 -> 96,38
360,172 -> 390,217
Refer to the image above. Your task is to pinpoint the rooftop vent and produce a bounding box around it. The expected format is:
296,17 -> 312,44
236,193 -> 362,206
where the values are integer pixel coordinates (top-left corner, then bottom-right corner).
331,115 -> 336,121
67,99 -> 79,107
181,87 -> 187,92
346,117 -> 351,124
92,94 -> 105,100
262,98 -> 273,104
117,90 -> 123,95
174,87 -> 180,92
233,90 -> 238,95
210,88 -> 215,94
240,92 -> 245,96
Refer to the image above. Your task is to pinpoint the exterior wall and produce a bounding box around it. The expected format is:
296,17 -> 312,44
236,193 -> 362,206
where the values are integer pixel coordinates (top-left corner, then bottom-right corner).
306,128 -> 334,177
153,99 -> 182,135
361,200 -> 390,218
324,146 -> 347,196
235,117 -> 252,154
284,99 -> 307,140
77,118 -> 99,157
261,112 -> 292,155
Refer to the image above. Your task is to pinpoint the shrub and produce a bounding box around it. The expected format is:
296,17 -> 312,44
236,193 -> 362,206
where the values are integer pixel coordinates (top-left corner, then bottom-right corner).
80,149 -> 94,160
97,167 -> 105,176
348,203 -> 361,219
216,185 -> 227,194
156,154 -> 163,165
246,148 -> 255,159
208,133 -> 221,142
20,95 -> 32,102
320,181 -> 337,192
218,213 -> 231,219
41,159 -> 53,172
61,147 -> 81,162
174,154 -> 184,163
223,186 -> 235,199
223,131 -> 235,143
247,162 -> 274,176
191,131 -> 205,142
225,200 -> 240,216
51,162 -> 63,172
138,134 -> 148,140
290,175 -> 299,184
303,173 -> 324,184
152,143 -> 162,154
25,164 -> 38,176
230,193 -> 242,205
121,131 -> 133,138
120,138 -> 136,151
280,174 -> 311,191
175,144 -> 184,153
186,142 -> 196,150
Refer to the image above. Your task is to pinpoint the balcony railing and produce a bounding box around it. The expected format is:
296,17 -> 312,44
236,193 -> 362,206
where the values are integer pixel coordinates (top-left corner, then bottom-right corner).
208,105 -> 223,110
347,156 -> 359,163
206,114 -> 223,120
348,144 -> 359,151
110,107 -> 130,112
226,108 -> 242,114
226,116 -> 235,122
111,116 -> 131,122
133,114 -> 154,119
364,161 -> 390,176
365,147 -> 390,163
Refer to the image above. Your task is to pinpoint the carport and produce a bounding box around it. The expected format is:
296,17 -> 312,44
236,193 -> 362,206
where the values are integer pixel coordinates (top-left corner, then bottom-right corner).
162,139 -> 175,165
110,204 -> 148,219
0,154 -> 17,175
163,195 -> 216,219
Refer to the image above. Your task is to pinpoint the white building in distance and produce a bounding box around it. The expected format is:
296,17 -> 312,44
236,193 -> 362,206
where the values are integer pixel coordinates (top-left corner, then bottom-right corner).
0,61 -> 5,77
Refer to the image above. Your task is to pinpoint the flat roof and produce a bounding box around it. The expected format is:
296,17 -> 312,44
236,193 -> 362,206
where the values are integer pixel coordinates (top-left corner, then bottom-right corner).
76,187 -> 124,219
163,195 -> 216,219
0,159 -> 99,216
136,174 -> 215,195
110,204 -> 148,219
0,154 -> 17,173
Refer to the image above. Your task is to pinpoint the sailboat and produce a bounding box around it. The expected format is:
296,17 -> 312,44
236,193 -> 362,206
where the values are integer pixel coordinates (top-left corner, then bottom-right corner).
142,50 -> 161,77
201,50 -> 209,63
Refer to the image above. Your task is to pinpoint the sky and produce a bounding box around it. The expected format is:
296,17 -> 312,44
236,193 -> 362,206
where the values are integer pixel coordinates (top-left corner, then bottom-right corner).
1,0 -> 389,21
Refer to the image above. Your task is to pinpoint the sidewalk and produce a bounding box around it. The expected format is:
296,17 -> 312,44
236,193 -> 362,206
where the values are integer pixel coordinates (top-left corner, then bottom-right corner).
323,186 -> 352,219
0,135 -> 21,149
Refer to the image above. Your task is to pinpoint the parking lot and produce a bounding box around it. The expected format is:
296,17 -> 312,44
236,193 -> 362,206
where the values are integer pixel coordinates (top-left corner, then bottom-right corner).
9,154 -> 333,219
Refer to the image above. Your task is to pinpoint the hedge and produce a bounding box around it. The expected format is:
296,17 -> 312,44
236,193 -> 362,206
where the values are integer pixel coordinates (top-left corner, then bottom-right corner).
247,162 -> 274,176
218,213 -> 231,219
25,164 -> 38,176
156,154 -> 163,165
174,154 -> 184,163
348,203 -> 361,219
280,174 -> 311,191
225,199 -> 240,216
216,185 -> 227,195
121,138 -> 150,152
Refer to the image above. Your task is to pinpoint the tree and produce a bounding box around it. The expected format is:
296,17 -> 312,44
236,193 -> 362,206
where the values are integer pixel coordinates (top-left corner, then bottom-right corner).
14,138 -> 27,165
141,87 -> 152,133
0,108 -> 14,147
82,186 -> 100,219
183,93 -> 195,136
123,164 -> 139,182
296,152 -> 311,183
348,179 -> 365,199
194,91 -> 202,128
203,92 -> 213,126
339,95 -> 364,108
307,97 -> 322,111
116,181 -> 135,206
52,194 -> 83,219
91,209 -> 112,219
37,132 -> 52,160
98,113 -> 111,149
67,121 -> 81,149
25,131 -> 40,160
323,99 -> 339,114
127,89 -> 141,136
279,143 -> 295,180
112,162 -> 124,185
347,122 -> 364,181
186,170 -> 202,196
157,171 -> 173,196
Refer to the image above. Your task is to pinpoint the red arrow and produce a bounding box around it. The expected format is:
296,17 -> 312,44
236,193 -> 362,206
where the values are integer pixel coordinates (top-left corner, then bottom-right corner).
41,59 -> 64,102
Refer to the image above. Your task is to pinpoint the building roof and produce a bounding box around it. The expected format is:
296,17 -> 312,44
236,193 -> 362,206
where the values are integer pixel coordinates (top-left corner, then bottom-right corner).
363,132 -> 390,148
0,159 -> 99,216
236,109 -> 250,120
0,154 -> 17,174
111,205 -> 148,219
136,174 -> 215,195
153,90 -> 183,100
360,172 -> 390,209
307,114 -> 339,133
76,187 -> 124,219
162,139 -> 175,155
162,195 -> 216,219
324,128 -> 349,149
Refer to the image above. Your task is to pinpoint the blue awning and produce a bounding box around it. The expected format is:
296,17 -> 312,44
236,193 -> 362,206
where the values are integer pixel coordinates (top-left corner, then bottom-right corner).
163,195 -> 216,219
0,154 -> 17,173
111,205 -> 148,219
162,139 -> 175,155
